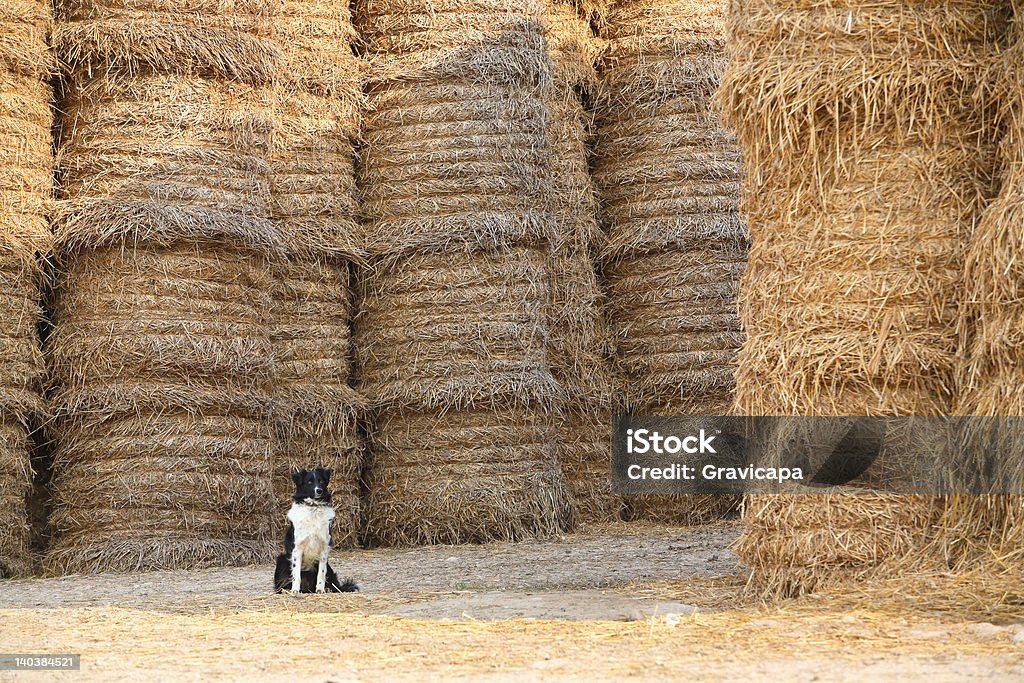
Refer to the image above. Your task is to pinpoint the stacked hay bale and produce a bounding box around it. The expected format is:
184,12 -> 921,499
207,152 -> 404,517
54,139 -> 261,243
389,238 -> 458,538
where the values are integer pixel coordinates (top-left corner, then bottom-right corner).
354,0 -> 575,545
0,0 -> 53,577
717,0 -> 1010,596
952,0 -> 1024,575
269,0 -> 364,547
44,1 -> 281,573
542,1 -> 620,522
592,0 -> 745,524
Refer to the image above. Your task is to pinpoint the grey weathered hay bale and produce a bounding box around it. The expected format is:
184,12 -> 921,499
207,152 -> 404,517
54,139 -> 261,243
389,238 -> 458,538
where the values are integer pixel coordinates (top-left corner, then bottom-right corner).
356,245 -> 561,410
53,0 -> 280,84
45,245 -> 278,574
356,0 -> 551,86
359,78 -> 555,256
270,257 -> 363,545
0,0 -> 54,77
0,418 -> 34,577
592,0 -> 745,524
363,406 -> 574,546
717,0 -> 1010,597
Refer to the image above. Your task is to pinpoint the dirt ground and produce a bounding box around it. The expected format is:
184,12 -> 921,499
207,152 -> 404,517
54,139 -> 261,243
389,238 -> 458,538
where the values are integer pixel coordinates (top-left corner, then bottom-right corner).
1,521 -> 1022,681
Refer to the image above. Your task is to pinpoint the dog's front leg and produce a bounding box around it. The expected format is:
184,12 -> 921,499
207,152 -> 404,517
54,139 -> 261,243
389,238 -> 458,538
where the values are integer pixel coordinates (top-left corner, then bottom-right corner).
290,546 -> 303,593
315,548 -> 329,593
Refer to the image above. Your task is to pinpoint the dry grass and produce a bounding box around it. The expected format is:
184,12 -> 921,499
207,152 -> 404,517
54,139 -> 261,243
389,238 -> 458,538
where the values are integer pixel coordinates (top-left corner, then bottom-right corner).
0,0 -> 53,78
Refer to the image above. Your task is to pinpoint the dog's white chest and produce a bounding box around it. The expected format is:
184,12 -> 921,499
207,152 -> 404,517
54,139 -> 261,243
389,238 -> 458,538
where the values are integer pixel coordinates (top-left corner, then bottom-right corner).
288,503 -> 334,568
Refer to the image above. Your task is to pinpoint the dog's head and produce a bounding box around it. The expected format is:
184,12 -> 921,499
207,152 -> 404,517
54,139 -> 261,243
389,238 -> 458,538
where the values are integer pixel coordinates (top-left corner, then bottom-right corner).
291,467 -> 333,504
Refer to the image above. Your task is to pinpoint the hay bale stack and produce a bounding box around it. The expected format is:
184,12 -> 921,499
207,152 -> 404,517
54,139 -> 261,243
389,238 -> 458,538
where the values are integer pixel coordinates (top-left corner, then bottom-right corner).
542,1 -> 619,522
716,0 -> 1010,596
354,0 -> 575,545
592,0 -> 745,524
45,3 -> 281,573
0,1 -> 53,578
268,0 -> 364,544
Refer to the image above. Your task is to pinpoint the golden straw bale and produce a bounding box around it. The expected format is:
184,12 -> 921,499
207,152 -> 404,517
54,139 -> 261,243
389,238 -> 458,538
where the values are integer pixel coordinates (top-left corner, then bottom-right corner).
0,418 -> 33,577
0,0 -> 54,77
359,78 -> 555,255
557,406 -> 620,522
356,246 -> 560,410
45,244 -> 277,573
717,0 -> 1010,597
1,73 -> 54,253
0,252 -> 47,421
53,0 -> 281,82
363,406 -> 574,546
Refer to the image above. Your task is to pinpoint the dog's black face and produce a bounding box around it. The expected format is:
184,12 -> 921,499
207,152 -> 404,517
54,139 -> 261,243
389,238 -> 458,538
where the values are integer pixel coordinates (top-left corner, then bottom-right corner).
292,467 -> 332,504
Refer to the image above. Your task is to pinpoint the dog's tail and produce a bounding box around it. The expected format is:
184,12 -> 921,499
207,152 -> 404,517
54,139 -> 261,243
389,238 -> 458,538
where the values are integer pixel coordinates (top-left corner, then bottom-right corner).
329,576 -> 359,593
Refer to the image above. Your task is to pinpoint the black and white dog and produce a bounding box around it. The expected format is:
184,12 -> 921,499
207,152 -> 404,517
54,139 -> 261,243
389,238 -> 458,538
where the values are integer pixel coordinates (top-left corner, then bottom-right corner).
273,468 -> 358,594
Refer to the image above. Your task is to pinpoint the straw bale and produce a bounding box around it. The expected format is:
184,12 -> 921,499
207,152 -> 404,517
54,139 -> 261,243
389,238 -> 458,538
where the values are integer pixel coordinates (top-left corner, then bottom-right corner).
363,405 -> 574,546
355,0 -> 551,87
355,245 -> 560,409
0,417 -> 33,577
53,0 -> 281,82
46,384 -> 276,573
276,0 -> 361,97
48,245 -> 274,392
717,0 -> 1010,597
359,78 -> 555,255
56,72 -> 281,256
0,252 -> 47,422
0,0 -> 54,77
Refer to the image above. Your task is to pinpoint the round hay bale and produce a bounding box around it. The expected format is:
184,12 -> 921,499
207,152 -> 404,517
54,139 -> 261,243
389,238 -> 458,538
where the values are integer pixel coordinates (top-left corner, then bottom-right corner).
355,245 -> 560,410
56,72 -> 278,255
360,78 -> 555,256
363,405 -> 574,546
0,417 -> 33,577
355,0 -> 550,86
0,0 -> 53,77
45,244 -> 278,573
53,0 -> 280,83
717,0 -> 1009,597
270,256 -> 364,545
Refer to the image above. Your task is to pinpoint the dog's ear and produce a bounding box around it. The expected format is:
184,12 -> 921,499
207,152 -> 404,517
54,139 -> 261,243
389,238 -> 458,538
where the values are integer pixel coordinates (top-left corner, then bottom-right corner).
322,468 -> 332,483
292,468 -> 306,487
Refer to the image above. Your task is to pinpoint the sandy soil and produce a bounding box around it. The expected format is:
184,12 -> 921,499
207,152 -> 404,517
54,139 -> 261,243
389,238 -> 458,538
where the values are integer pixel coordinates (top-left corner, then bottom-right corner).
0,522 -> 1021,681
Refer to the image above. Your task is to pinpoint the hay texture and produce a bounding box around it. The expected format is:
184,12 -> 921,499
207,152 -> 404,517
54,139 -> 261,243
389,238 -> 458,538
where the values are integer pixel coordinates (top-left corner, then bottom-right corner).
268,0 -> 365,538
716,0 -> 1010,597
0,1 -> 54,577
45,246 -> 278,574
355,0 -> 574,545
592,0 -> 745,524
363,406 -> 574,546
951,4 -> 1024,577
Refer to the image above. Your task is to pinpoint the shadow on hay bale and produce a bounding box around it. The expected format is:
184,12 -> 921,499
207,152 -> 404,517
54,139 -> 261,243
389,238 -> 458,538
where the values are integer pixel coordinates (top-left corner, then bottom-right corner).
717,0 -> 1011,597
593,0 -> 745,525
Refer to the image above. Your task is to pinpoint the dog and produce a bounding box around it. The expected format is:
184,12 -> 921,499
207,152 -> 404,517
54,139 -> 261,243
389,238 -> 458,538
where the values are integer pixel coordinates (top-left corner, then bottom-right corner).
273,467 -> 358,594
